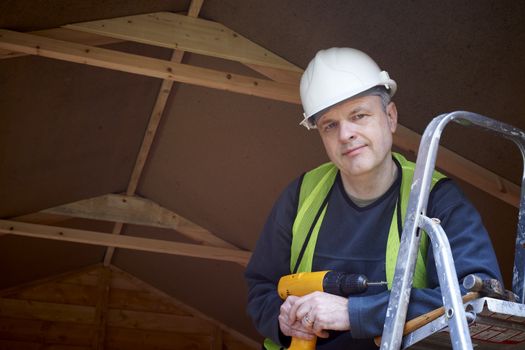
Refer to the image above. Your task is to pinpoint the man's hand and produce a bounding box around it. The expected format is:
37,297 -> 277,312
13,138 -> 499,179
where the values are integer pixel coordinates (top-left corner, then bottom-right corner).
279,295 -> 317,340
285,291 -> 350,338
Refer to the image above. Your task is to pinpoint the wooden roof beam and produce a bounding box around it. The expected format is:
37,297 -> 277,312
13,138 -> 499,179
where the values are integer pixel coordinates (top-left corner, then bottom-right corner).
0,29 -> 300,104
0,220 -> 251,266
41,194 -> 237,249
64,12 -> 301,73
0,28 -> 123,59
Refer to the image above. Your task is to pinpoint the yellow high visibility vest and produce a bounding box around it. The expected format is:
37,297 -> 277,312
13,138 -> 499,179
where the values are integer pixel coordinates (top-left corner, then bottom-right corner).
264,152 -> 446,350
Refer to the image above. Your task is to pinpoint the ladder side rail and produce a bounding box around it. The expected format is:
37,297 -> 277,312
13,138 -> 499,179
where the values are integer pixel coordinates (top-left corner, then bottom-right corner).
380,114 -> 452,350
381,111 -> 525,349
446,112 -> 525,302
419,215 -> 473,350
513,140 -> 525,302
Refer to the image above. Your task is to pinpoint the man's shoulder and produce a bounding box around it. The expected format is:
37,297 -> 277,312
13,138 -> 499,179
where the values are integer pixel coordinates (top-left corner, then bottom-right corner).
428,178 -> 471,216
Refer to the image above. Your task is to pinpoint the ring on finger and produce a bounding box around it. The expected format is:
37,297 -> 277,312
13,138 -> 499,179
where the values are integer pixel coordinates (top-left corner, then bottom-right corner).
303,313 -> 314,326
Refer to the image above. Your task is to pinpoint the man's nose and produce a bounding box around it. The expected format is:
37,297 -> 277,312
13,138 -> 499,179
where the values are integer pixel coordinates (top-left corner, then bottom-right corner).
339,120 -> 356,142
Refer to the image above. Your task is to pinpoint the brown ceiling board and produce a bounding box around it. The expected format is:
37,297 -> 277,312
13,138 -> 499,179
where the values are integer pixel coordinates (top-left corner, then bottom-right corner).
0,220 -> 250,266
0,29 -> 299,104
0,44 -> 162,218
41,194 -> 237,249
64,12 -> 302,72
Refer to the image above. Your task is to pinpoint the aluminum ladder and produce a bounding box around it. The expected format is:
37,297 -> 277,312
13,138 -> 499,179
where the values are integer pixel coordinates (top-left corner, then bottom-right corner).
379,111 -> 525,350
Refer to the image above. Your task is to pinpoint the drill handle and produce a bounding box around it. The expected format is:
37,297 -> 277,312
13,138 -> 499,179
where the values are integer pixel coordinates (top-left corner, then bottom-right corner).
289,336 -> 316,350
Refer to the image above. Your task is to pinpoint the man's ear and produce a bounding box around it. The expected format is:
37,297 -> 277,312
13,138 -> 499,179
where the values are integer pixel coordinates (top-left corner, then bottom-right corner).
386,102 -> 398,133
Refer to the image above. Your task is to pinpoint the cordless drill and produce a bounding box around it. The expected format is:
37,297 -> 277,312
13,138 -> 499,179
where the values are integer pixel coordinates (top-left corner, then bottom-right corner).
277,271 -> 386,350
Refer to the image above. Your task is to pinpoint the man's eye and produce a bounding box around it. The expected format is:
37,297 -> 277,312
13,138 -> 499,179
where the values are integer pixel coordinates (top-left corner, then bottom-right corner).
352,114 -> 366,121
323,122 -> 338,131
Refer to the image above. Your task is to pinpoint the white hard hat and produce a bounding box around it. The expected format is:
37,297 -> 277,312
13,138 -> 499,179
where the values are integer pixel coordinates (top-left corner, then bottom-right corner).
299,47 -> 397,129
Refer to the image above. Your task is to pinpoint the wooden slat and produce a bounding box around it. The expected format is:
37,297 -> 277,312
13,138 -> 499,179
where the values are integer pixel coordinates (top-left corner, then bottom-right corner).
2,281 -> 190,315
109,288 -> 191,315
102,222 -> 122,267
0,28 -> 122,59
43,194 -> 237,248
245,63 -> 302,84
2,282 -> 98,306
60,270 -> 136,290
11,212 -> 70,225
0,220 -> 251,266
0,29 -> 300,104
64,12 -> 301,72
106,327 -> 212,350
0,298 -> 95,324
0,265 -> 101,297
92,267 -> 111,349
187,0 -> 204,17
0,339 -> 91,350
394,124 -> 520,207
107,309 -> 214,334
0,317 -> 94,346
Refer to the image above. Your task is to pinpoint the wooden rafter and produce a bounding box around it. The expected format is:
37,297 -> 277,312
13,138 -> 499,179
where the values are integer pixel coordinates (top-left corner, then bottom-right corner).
0,28 -> 122,59
42,194 -> 236,249
0,29 -> 299,104
0,220 -> 251,266
64,12 -> 301,72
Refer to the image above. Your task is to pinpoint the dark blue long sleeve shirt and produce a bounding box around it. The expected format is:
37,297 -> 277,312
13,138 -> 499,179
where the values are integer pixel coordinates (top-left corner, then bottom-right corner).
245,159 -> 502,349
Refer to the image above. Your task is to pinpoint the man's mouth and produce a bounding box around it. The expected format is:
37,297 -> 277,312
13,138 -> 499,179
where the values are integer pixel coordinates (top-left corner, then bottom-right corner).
342,144 -> 366,156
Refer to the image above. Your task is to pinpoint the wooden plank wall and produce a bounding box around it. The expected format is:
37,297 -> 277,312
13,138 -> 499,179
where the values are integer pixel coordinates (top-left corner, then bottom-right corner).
0,265 -> 256,350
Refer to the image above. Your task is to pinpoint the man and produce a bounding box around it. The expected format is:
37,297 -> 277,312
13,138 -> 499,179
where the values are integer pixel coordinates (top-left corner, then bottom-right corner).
245,47 -> 501,349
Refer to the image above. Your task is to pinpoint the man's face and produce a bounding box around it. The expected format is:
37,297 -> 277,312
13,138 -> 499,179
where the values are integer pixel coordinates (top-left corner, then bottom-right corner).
316,95 -> 398,179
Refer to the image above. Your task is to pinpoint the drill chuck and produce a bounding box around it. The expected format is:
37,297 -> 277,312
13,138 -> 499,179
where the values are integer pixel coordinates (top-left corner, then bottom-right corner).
323,272 -> 369,296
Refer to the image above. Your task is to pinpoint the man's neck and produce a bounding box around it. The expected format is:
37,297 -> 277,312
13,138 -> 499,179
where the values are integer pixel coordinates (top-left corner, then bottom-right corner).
340,156 -> 398,201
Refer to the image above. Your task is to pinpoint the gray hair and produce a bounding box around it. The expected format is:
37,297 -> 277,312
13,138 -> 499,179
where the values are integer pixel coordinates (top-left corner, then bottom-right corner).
353,86 -> 392,112
311,85 -> 393,126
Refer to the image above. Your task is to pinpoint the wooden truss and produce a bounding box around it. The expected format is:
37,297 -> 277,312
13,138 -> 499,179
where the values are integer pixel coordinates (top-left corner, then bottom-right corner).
0,0 -> 519,266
